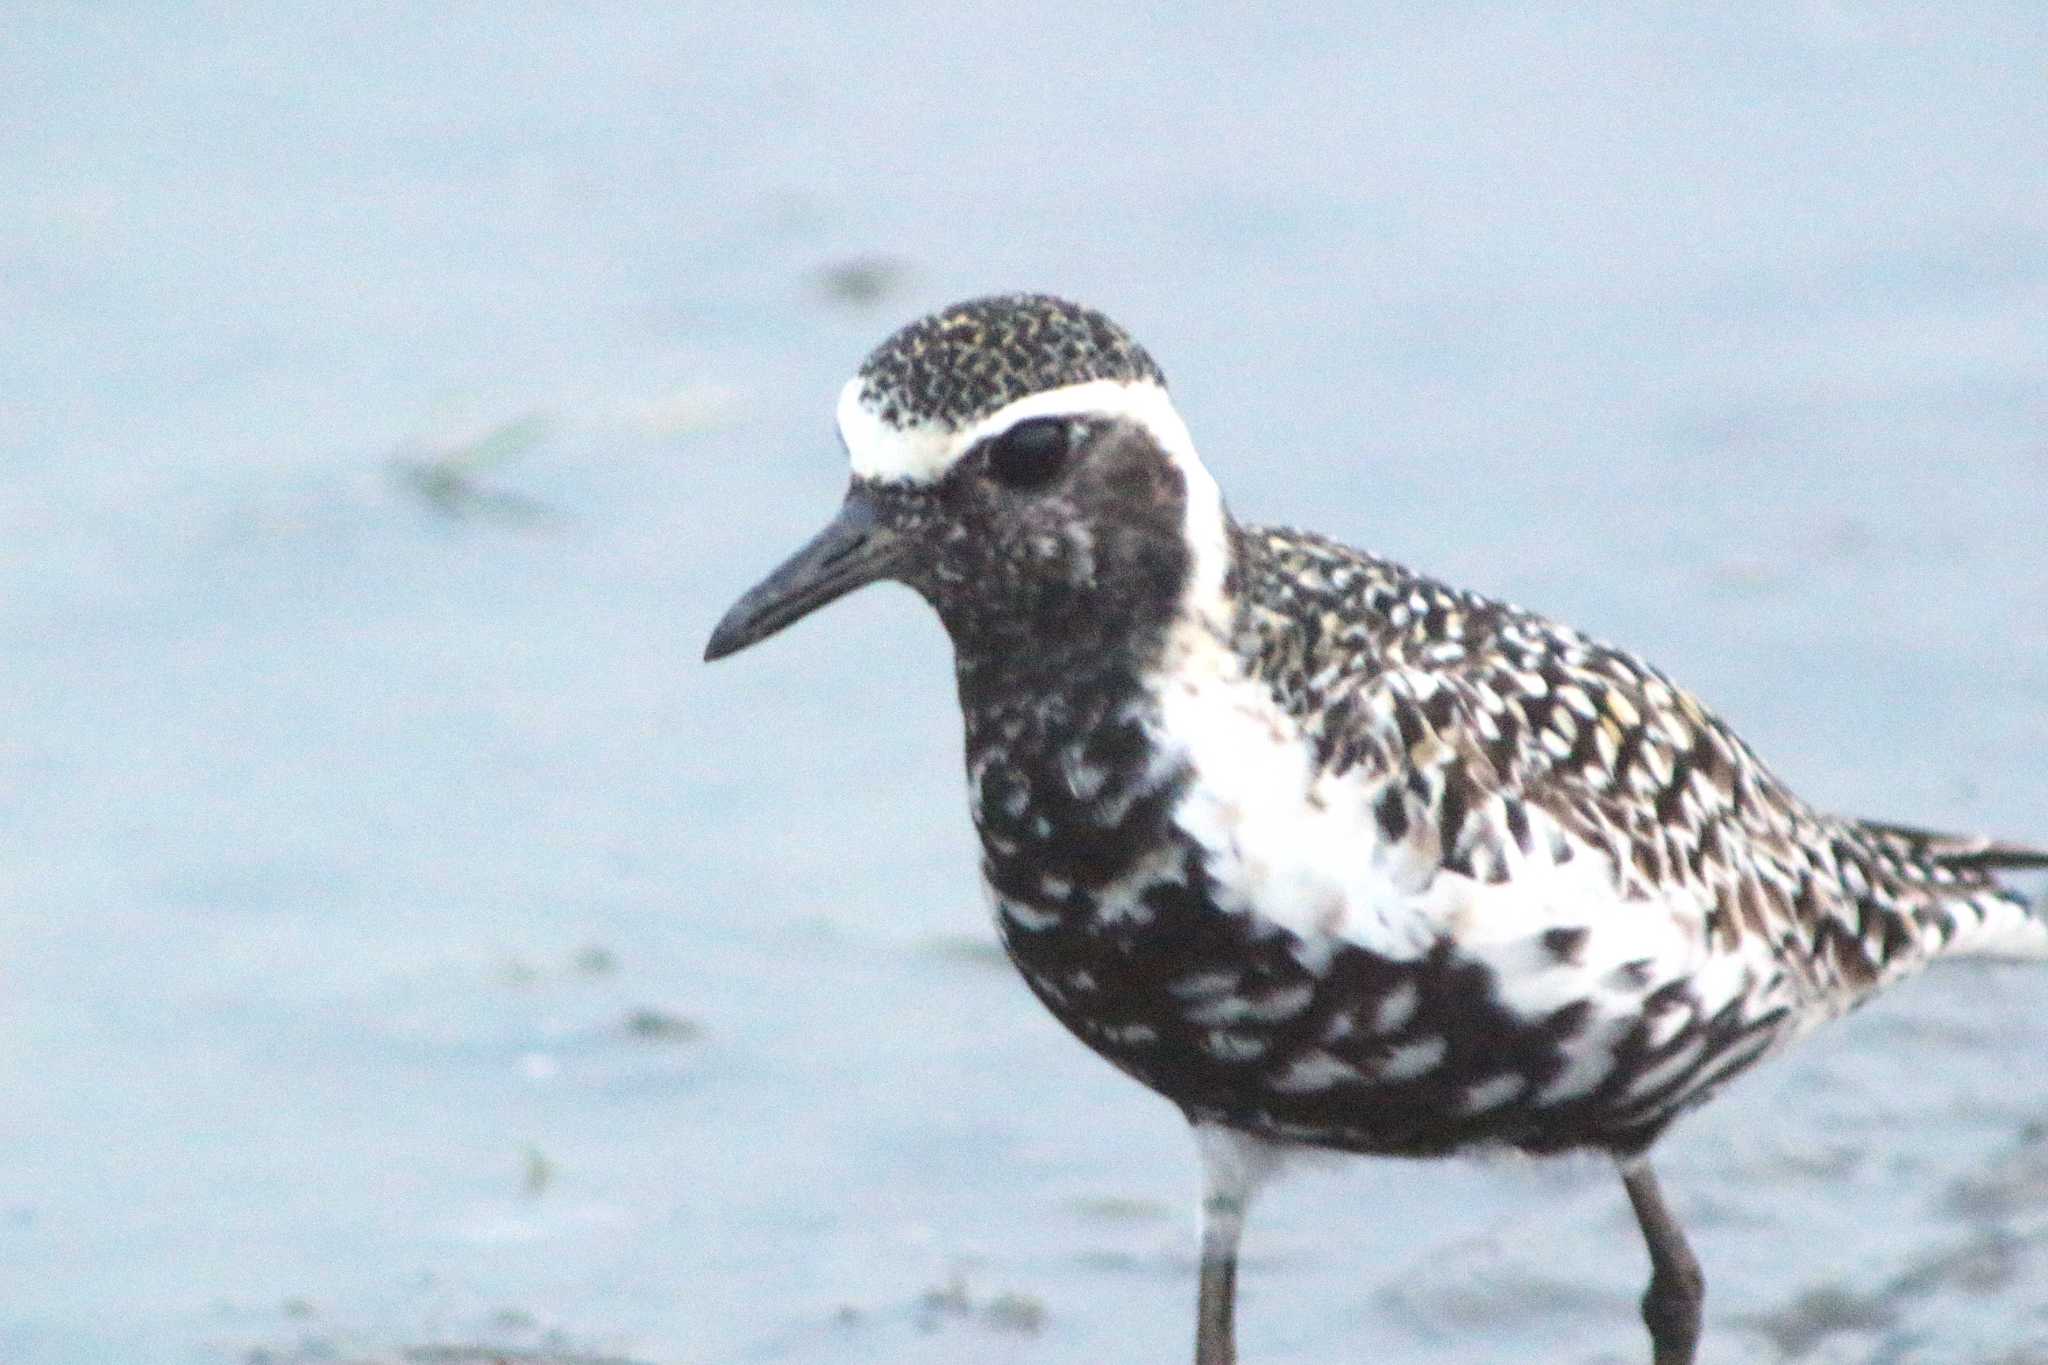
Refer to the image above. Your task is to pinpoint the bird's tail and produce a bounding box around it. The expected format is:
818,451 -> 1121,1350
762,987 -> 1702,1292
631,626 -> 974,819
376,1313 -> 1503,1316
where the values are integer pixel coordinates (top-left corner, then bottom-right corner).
1855,819 -> 2048,963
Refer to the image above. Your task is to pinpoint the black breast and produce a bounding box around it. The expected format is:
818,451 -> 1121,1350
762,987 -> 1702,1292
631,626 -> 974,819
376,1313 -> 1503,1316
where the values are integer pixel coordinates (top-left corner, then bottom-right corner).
962,647 -> 1785,1163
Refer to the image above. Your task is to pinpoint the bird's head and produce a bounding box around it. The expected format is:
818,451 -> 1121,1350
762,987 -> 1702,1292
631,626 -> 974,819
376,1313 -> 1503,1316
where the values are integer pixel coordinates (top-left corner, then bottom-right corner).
705,294 -> 1231,675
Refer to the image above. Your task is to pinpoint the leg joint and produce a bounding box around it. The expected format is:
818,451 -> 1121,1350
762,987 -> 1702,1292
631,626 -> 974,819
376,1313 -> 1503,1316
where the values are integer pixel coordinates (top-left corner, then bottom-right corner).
1640,1259 -> 1704,1358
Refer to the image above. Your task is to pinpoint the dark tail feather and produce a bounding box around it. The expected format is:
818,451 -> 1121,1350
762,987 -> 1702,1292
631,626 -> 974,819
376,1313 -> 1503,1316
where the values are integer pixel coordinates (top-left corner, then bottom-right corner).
1854,819 -> 2048,873
1853,818 -> 2048,961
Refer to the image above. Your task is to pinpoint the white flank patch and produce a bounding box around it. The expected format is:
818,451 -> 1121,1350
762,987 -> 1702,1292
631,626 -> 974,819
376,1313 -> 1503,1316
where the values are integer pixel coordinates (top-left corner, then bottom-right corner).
1168,969 -> 1242,1000
838,376 -> 1199,486
1204,1029 -> 1271,1061
1270,1049 -> 1365,1093
1460,1073 -> 1528,1114
1100,1021 -> 1160,1046
1059,742 -> 1110,800
1152,648 -> 1444,963
1088,844 -> 1190,927
1619,1032 -> 1710,1103
1380,1035 -> 1448,1081
1149,604 -> 1782,1067
1373,979 -> 1419,1033
1182,981 -> 1315,1027
1641,996 -> 1695,1050
997,896 -> 1059,932
1533,1027 -> 1619,1105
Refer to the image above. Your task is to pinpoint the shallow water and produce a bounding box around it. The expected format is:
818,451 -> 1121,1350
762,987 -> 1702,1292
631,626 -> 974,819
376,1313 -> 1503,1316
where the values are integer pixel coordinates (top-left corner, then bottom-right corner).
4,5 -> 2047,1363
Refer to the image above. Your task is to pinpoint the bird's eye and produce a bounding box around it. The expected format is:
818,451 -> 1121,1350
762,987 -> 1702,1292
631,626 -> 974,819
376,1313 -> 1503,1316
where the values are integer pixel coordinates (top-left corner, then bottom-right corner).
985,417 -> 1071,489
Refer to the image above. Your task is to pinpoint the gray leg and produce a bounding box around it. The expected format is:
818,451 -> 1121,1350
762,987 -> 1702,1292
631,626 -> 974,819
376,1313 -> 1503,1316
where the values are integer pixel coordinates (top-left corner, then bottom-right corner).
1195,1236 -> 1239,1365
1192,1125 -> 1281,1365
1620,1159 -> 1705,1365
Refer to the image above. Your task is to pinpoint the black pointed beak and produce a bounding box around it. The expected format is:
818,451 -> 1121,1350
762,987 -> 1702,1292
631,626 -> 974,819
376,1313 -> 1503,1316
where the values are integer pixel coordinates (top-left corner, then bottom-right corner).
704,488 -> 903,662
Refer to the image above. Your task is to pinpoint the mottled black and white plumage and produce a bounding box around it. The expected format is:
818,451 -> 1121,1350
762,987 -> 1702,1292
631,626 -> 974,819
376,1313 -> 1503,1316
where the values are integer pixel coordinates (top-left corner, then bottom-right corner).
705,293 -> 2048,1364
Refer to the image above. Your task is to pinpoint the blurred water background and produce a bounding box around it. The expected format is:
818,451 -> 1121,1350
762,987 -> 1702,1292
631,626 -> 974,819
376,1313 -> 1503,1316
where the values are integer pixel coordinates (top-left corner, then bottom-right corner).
4,5 -> 2047,1362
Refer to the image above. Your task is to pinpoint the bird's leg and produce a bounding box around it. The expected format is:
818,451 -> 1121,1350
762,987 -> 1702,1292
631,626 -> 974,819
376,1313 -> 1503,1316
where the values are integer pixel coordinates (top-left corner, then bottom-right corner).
1620,1158 -> 1705,1365
1195,1217 -> 1240,1365
1192,1124 -> 1280,1365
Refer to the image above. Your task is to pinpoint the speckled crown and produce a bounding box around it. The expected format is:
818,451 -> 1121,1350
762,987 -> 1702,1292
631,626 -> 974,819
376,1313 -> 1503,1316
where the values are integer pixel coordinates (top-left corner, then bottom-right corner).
856,294 -> 1166,430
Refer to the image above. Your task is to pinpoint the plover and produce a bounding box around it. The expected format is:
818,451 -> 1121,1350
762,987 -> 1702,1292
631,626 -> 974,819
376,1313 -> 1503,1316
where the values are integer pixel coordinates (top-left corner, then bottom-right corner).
704,293 -> 2048,1363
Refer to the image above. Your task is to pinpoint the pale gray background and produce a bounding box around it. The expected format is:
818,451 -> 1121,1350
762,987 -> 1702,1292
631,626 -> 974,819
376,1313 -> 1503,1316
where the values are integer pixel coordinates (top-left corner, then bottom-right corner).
4,5 -> 2046,1363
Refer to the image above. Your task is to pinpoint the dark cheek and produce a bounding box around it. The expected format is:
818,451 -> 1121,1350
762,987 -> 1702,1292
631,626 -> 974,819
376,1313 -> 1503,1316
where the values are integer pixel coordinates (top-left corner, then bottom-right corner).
1116,523 -> 1188,602
1013,531 -> 1081,613
1098,452 -> 1165,506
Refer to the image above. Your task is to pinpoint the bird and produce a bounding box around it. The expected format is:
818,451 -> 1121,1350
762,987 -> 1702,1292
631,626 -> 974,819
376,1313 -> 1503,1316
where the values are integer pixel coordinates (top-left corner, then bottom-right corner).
703,292 -> 2048,1363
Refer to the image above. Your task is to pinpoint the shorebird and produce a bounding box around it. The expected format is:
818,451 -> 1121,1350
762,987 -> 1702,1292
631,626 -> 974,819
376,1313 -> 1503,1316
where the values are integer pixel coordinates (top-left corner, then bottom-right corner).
703,293 -> 2048,1363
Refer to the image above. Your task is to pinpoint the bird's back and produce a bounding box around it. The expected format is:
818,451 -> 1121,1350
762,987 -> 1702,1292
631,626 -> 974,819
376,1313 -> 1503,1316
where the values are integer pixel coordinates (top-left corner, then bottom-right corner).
1225,524 -> 2048,993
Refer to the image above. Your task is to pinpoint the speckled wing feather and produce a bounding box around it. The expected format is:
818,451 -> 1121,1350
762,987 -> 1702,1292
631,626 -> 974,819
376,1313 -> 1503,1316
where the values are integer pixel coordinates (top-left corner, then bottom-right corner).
1227,525 -> 2048,1004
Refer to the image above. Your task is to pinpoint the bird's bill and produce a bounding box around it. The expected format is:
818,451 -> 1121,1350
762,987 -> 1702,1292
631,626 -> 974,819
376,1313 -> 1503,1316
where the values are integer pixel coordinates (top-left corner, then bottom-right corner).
703,487 -> 903,661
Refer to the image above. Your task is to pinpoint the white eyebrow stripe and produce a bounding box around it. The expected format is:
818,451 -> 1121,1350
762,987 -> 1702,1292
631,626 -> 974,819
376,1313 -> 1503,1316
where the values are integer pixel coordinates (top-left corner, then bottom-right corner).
838,379 -> 954,483
838,378 -> 1196,487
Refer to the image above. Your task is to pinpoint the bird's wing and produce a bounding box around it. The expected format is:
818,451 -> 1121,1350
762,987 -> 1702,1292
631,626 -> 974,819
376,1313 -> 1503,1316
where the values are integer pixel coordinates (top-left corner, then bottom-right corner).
1231,524 -> 2040,990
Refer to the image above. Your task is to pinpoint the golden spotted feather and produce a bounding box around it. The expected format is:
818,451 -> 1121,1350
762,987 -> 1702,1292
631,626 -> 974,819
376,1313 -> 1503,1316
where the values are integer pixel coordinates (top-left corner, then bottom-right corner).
1227,525 -> 2048,1009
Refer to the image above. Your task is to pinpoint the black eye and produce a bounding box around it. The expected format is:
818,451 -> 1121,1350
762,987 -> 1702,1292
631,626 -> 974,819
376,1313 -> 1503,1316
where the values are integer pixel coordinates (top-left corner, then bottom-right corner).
985,417 -> 1070,488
